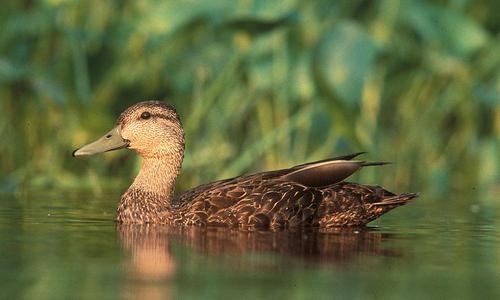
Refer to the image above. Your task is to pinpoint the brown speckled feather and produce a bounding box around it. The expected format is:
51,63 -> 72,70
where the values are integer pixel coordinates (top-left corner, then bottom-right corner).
117,155 -> 417,228
164,160 -> 416,228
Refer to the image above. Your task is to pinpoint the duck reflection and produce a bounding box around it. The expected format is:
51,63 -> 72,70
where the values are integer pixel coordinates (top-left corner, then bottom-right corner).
119,225 -> 176,300
117,225 -> 398,299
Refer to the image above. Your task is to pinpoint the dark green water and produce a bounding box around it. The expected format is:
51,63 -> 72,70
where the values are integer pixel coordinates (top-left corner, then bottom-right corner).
1,192 -> 499,300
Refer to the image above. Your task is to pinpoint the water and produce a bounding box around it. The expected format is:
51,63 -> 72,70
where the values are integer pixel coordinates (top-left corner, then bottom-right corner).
1,192 -> 499,299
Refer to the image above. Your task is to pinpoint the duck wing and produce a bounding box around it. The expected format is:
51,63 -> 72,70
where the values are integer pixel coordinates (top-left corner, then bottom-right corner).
175,152 -> 372,205
172,153 -> 407,228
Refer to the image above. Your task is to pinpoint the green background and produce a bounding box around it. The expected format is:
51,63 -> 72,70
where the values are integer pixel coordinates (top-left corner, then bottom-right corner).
1,0 -> 498,197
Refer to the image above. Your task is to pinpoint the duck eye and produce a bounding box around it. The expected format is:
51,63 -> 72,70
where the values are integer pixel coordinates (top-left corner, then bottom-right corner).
141,112 -> 151,120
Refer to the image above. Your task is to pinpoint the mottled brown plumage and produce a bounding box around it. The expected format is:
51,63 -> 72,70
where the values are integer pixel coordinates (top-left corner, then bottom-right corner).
74,101 -> 417,228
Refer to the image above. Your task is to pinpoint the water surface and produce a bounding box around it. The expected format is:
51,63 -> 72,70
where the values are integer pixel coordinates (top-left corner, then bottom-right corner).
0,192 -> 498,299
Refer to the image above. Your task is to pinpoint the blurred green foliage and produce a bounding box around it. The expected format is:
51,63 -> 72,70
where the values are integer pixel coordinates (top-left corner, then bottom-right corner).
0,0 -> 499,197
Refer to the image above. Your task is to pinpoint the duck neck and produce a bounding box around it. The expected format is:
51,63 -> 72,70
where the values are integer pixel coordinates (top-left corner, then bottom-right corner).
129,155 -> 183,200
116,154 -> 183,224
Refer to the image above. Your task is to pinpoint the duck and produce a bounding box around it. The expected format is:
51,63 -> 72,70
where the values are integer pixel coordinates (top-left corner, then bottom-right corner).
73,100 -> 417,228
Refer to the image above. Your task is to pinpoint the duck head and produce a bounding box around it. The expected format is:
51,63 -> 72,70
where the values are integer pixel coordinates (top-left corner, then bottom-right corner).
73,101 -> 185,159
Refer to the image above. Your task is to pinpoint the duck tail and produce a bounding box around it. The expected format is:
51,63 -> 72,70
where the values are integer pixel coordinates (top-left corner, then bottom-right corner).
363,193 -> 418,224
370,193 -> 419,206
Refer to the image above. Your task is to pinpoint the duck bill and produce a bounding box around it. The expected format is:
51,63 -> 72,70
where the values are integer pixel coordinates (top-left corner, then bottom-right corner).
72,126 -> 129,157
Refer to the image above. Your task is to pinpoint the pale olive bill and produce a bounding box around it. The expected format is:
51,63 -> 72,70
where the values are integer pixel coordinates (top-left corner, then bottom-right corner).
72,126 -> 129,157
